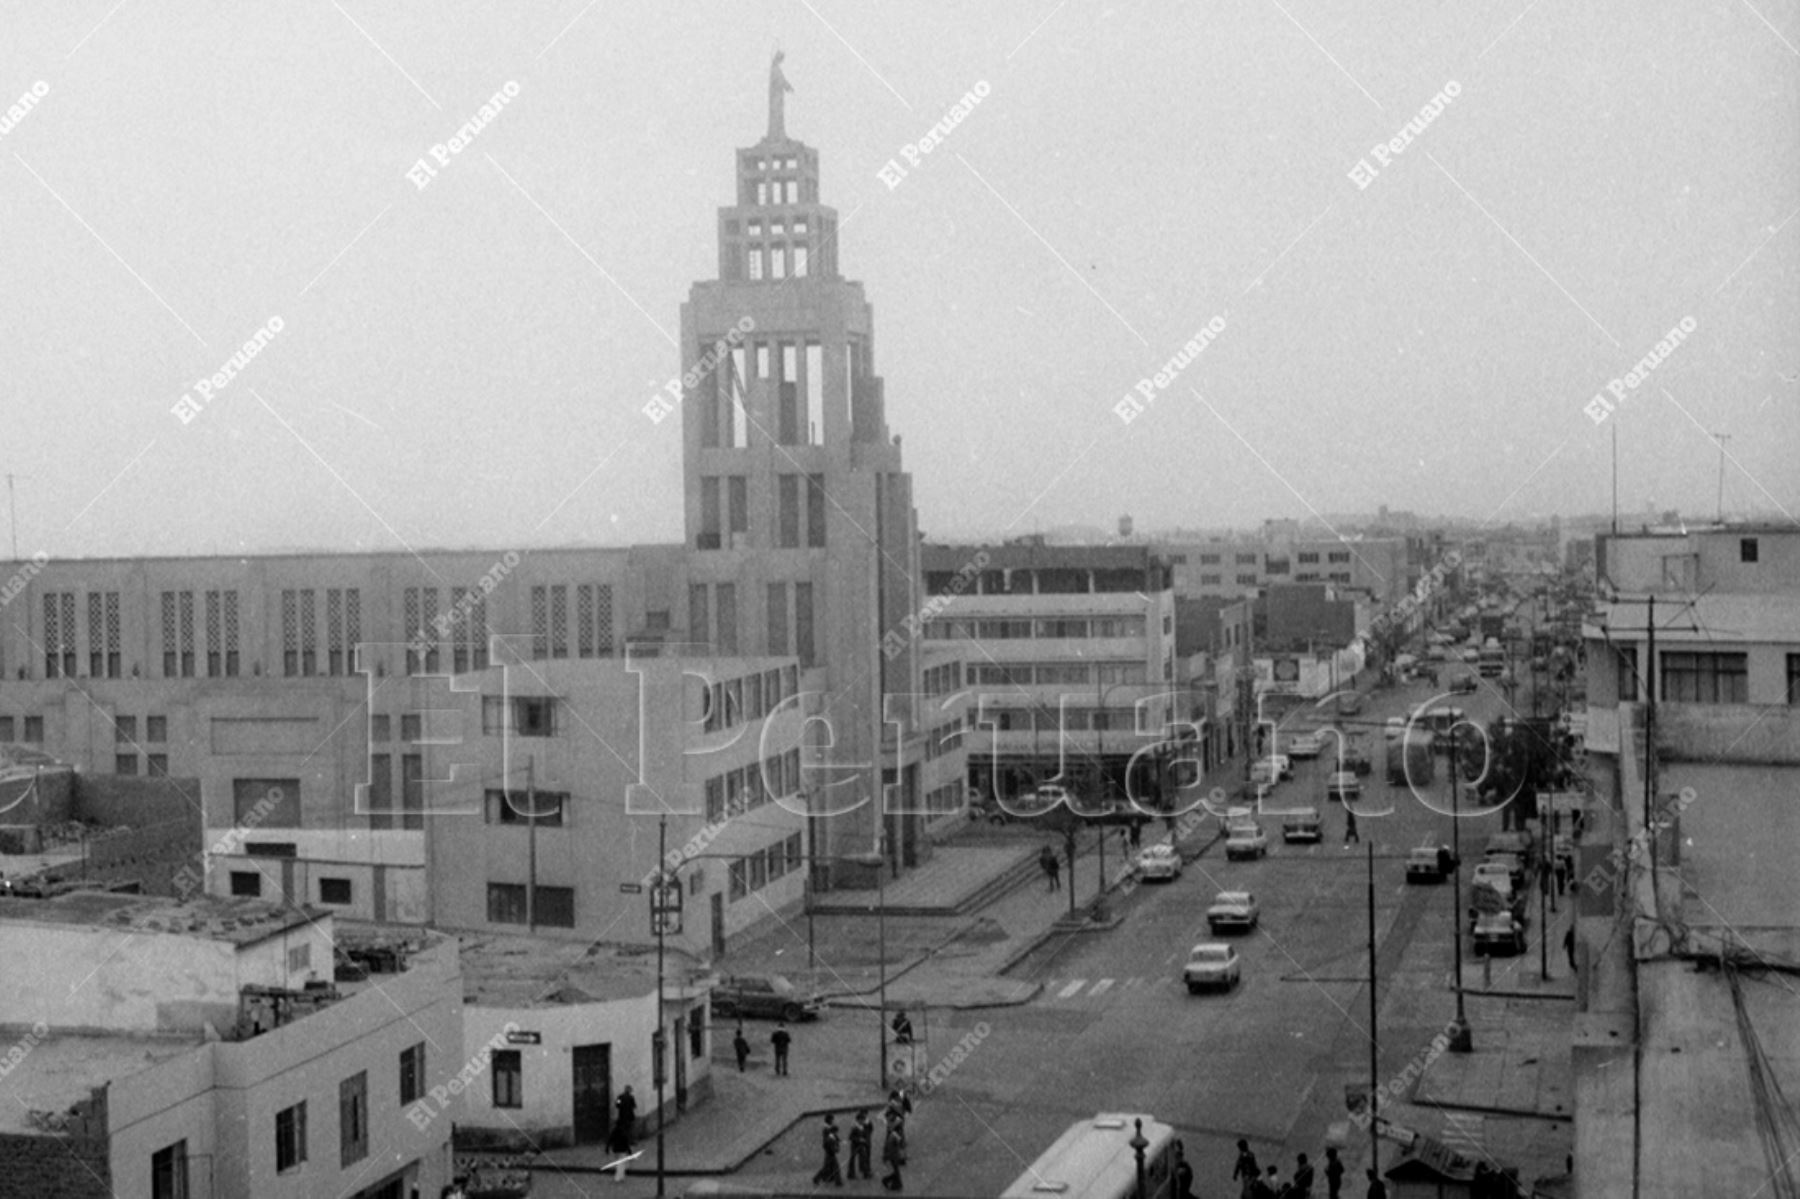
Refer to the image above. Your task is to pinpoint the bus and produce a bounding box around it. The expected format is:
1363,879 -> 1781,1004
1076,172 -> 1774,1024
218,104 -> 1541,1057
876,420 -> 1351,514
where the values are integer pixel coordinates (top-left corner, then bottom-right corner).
1002,1113 -> 1181,1199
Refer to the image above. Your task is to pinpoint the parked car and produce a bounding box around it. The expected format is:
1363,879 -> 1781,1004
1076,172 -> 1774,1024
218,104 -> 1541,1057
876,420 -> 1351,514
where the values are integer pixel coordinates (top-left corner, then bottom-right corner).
709,974 -> 823,1023
1287,733 -> 1325,759
1339,748 -> 1373,777
1134,843 -> 1182,882
1272,754 -> 1294,780
1472,912 -> 1526,956
1478,854 -> 1527,891
1207,891 -> 1260,934
1282,807 -> 1322,844
1406,846 -> 1451,884
1250,760 -> 1279,787
1447,670 -> 1477,694
1183,943 -> 1242,992
1336,692 -> 1364,717
1225,822 -> 1269,861
1325,772 -> 1361,803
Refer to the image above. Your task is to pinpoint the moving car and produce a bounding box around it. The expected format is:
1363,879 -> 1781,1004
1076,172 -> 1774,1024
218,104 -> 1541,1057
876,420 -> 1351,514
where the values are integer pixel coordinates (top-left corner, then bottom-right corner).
1325,772 -> 1361,803
1183,943 -> 1242,992
1287,733 -> 1326,759
1406,846 -> 1451,884
1447,670 -> 1478,694
1250,760 -> 1280,787
1225,821 -> 1269,861
1472,912 -> 1526,956
1282,807 -> 1322,843
709,974 -> 823,1022
1272,754 -> 1294,780
1134,843 -> 1182,882
1207,891 -> 1260,934
1335,692 -> 1364,717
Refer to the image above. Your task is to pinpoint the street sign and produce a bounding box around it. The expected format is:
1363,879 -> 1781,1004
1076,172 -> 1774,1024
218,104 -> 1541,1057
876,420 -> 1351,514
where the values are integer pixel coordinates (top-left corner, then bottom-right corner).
618,882 -> 643,894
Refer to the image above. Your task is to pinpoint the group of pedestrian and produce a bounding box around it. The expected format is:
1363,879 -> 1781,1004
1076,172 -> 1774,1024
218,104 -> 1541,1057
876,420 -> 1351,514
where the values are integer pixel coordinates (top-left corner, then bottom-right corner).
813,1093 -> 908,1189
1234,1142 -> 1373,1198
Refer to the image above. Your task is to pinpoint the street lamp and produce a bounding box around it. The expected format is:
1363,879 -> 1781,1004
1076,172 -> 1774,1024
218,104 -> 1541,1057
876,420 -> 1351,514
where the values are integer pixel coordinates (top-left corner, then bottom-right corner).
1447,734 -> 1473,1053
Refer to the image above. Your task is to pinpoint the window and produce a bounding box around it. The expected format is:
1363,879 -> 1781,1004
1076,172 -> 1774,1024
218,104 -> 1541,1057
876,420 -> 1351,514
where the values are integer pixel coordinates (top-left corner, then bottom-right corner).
231,871 -> 262,897
288,943 -> 311,972
485,789 -> 568,826
535,885 -> 575,928
399,1043 -> 426,1105
152,1140 -> 189,1199
276,1101 -> 307,1173
729,858 -> 748,899
402,755 -> 423,830
1741,537 -> 1759,563
806,474 -> 826,547
728,476 -> 748,536
1789,654 -> 1800,705
116,754 -> 138,776
0,717 -> 11,741
233,778 -> 300,826
1200,574 -> 1220,586
689,1005 -> 706,1057
370,714 -> 390,743
148,754 -> 168,777
488,883 -> 528,924
1298,552 -> 1319,564
1235,553 -> 1257,566
514,696 -> 556,737
1236,574 -> 1258,586
706,776 -> 725,822
400,713 -> 421,743
482,696 -> 506,735
146,715 -> 167,742
319,877 -> 352,905
1661,651 -> 1748,704
794,582 -> 815,668
777,474 -> 800,547
717,584 -> 738,655
1616,646 -> 1639,702
339,1071 -> 368,1166
492,1050 -> 523,1108
116,716 -> 137,745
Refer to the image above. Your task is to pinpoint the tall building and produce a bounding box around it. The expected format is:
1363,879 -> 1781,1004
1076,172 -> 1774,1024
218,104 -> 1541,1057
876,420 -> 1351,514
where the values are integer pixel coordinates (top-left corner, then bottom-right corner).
679,67 -> 931,883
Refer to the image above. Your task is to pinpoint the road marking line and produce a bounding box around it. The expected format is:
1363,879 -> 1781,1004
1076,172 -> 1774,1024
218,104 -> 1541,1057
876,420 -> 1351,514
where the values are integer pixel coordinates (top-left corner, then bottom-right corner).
1089,979 -> 1114,997
1057,979 -> 1086,1000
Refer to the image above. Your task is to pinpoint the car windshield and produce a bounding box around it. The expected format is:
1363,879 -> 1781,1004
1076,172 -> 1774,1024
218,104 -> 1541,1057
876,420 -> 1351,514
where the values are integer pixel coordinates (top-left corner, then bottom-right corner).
1192,947 -> 1231,963
1215,893 -> 1250,905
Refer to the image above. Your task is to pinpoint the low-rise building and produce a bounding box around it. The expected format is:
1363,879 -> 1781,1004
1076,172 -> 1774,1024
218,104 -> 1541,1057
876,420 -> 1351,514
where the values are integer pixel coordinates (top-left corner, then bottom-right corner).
0,893 -> 459,1198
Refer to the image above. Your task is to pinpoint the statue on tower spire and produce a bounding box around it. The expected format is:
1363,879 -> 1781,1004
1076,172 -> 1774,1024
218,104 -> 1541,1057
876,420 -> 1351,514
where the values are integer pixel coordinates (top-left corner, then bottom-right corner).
768,50 -> 793,140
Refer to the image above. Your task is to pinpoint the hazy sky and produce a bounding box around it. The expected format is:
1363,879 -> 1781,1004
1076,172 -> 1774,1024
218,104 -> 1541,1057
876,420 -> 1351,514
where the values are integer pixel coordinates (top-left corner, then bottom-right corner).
2,1 -> 1795,558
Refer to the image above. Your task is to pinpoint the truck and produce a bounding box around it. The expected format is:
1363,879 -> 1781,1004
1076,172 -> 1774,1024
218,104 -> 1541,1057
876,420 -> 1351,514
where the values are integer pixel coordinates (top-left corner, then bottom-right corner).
1478,638 -> 1505,679
1385,729 -> 1435,787
1479,613 -> 1506,642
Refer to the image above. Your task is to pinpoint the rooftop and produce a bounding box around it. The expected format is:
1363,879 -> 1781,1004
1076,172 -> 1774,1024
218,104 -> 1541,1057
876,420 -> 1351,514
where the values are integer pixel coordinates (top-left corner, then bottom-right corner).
0,1030 -> 201,1136
459,934 -> 709,1008
1586,592 -> 1800,643
0,891 -> 325,946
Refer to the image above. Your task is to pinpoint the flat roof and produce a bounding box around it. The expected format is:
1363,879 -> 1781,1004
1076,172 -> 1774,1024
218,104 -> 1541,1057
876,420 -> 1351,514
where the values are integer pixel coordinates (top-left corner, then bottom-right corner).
1587,593 -> 1800,643
0,1030 -> 201,1135
460,934 -> 705,1007
0,891 -> 325,946
921,542 -> 1167,571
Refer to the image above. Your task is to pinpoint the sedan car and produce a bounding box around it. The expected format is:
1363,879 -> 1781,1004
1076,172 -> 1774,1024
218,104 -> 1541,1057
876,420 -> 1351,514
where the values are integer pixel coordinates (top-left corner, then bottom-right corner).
1134,843 -> 1182,882
1183,943 -> 1242,992
1472,912 -> 1526,956
1250,760 -> 1280,787
709,974 -> 823,1023
1287,733 -> 1325,759
1207,890 -> 1260,933
1406,846 -> 1450,884
1225,824 -> 1269,861
1281,807 -> 1322,844
1325,772 -> 1361,803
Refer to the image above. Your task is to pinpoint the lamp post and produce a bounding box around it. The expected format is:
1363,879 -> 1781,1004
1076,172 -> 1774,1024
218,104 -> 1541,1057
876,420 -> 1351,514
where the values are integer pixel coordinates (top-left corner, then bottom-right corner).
1447,733 -> 1472,1053
1367,840 -> 1379,1177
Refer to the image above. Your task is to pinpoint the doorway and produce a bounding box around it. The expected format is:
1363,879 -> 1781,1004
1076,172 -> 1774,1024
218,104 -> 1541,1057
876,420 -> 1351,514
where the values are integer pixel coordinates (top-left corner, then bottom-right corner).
571,1043 -> 611,1146
710,892 -> 725,957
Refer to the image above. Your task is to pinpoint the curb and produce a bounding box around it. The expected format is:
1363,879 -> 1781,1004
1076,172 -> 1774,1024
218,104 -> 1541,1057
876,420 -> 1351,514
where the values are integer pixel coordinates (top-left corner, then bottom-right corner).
1406,1095 -> 1575,1124
1458,987 -> 1577,1002
526,1098 -> 894,1177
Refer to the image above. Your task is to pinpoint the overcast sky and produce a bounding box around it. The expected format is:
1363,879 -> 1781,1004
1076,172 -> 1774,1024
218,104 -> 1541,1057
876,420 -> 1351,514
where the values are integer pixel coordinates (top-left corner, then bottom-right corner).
2,1 -> 1795,558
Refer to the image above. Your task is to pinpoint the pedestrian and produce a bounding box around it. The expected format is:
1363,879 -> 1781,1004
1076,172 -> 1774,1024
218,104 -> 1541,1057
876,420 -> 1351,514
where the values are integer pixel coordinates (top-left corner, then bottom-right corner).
1564,924 -> 1576,972
1172,1139 -> 1197,1199
733,1026 -> 750,1072
848,1109 -> 874,1180
771,1021 -> 792,1076
1343,807 -> 1359,845
608,1086 -> 636,1153
1324,1147 -> 1346,1199
891,1010 -> 914,1045
1365,1167 -> 1388,1199
1293,1152 -> 1315,1197
1234,1139 -> 1260,1198
1041,844 -> 1060,892
881,1109 -> 906,1190
1258,1163 -> 1282,1198
812,1113 -> 844,1186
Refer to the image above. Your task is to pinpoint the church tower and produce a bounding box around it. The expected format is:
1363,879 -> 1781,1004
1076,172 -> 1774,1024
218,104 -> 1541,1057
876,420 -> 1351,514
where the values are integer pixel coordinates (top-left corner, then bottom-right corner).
679,56 -> 928,886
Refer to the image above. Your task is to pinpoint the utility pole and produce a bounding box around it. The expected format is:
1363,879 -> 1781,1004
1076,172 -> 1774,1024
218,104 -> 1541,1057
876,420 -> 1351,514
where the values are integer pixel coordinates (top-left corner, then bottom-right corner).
525,757 -> 537,933
1366,839 -> 1380,1176
655,816 -> 667,1196
1712,433 -> 1730,523
1643,595 -> 1657,904
1448,732 -> 1472,1052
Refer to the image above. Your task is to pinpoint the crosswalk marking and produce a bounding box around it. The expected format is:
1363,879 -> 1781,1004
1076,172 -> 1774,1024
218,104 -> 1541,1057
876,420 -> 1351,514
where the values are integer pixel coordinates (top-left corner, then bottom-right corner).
1044,976 -> 1159,1001
1057,979 -> 1086,999
1088,979 -> 1114,997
